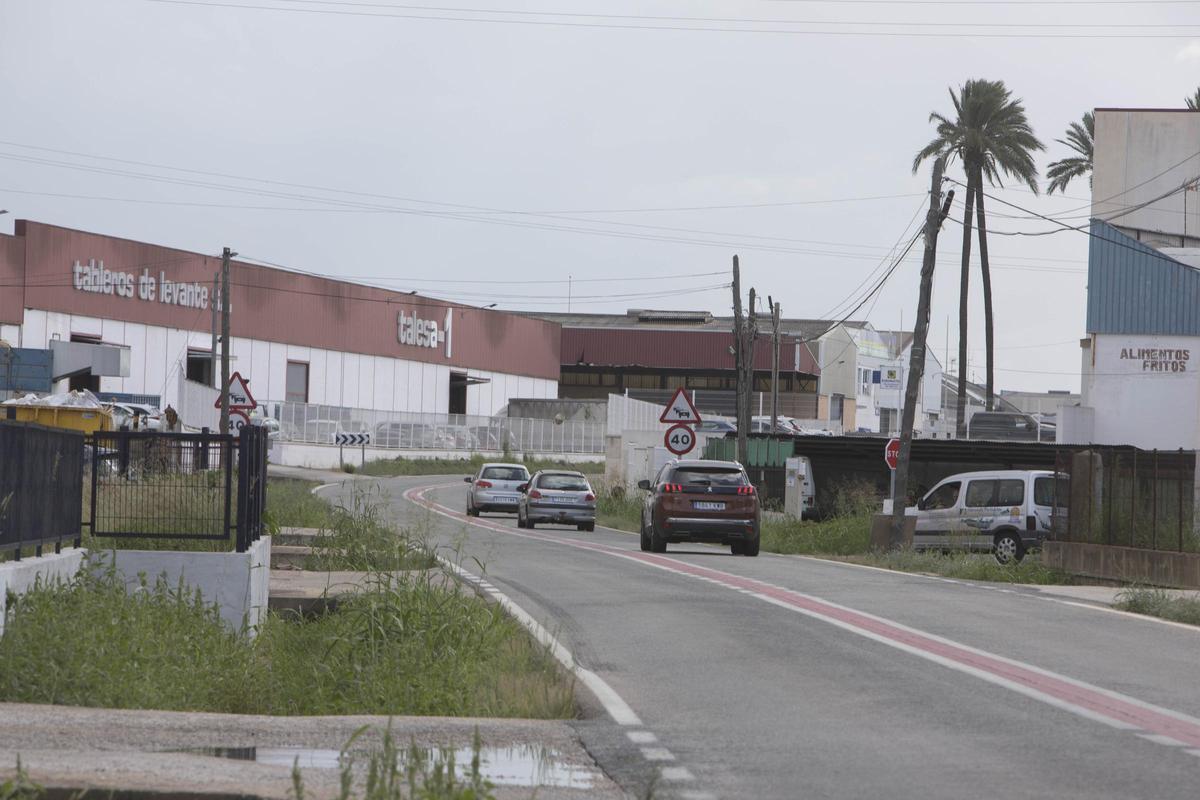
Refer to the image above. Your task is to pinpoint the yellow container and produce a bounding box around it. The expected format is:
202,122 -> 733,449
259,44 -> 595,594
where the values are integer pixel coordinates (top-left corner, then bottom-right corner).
5,404 -> 114,434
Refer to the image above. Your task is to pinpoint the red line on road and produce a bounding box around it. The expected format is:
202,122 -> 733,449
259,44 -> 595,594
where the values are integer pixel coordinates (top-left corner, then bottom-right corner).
407,484 -> 1200,751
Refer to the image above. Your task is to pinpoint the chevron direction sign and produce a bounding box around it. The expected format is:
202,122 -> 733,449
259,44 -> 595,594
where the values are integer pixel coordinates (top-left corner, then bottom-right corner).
334,432 -> 371,446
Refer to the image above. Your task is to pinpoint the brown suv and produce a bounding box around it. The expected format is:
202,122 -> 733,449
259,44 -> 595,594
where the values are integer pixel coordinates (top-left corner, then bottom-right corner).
637,459 -> 761,556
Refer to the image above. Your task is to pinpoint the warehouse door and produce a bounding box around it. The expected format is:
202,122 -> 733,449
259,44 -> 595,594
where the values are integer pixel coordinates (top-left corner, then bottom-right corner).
449,372 -> 467,415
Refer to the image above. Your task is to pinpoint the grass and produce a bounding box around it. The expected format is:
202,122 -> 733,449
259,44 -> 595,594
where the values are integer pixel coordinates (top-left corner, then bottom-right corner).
843,550 -> 1075,584
302,487 -> 435,572
267,477 -> 340,529
1114,586 -> 1200,625
595,487 -> 641,533
0,547 -> 573,718
359,454 -> 603,478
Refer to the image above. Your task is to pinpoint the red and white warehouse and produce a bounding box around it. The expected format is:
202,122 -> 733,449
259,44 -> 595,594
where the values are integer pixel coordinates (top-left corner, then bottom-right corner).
0,220 -> 561,420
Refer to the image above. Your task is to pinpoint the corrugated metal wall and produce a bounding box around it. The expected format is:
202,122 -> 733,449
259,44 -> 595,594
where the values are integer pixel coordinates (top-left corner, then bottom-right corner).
1087,219 -> 1200,335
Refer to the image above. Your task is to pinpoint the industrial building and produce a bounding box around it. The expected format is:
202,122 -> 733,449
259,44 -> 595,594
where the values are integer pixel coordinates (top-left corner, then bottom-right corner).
0,220 -> 561,427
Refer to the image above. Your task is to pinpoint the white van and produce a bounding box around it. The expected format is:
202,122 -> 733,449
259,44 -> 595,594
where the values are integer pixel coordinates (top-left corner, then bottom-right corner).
911,470 -> 1067,563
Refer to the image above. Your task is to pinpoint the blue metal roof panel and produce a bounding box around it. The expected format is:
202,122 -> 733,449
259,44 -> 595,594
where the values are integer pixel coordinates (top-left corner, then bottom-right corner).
1086,219 -> 1200,335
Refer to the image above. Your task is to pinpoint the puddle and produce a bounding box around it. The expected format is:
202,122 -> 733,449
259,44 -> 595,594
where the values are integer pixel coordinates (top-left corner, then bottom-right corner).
180,744 -> 595,789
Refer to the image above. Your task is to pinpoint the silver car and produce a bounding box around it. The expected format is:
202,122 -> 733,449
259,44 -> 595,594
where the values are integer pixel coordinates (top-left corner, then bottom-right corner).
465,463 -> 530,516
518,470 -> 596,532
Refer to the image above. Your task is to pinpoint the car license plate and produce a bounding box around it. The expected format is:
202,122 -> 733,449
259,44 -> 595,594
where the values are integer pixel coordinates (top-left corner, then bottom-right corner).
552,496 -> 575,504
693,501 -> 725,511
496,494 -> 518,503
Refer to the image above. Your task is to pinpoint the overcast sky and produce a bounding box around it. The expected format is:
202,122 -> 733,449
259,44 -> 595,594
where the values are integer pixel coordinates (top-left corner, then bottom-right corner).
3,0 -> 1199,393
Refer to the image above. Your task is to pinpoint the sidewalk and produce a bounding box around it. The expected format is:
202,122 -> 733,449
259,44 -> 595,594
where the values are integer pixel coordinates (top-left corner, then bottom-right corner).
0,703 -> 622,799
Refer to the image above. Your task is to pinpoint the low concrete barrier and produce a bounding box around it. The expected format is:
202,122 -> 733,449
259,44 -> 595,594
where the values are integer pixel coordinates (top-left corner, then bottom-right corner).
1043,541 -> 1200,589
96,537 -> 272,634
0,549 -> 87,637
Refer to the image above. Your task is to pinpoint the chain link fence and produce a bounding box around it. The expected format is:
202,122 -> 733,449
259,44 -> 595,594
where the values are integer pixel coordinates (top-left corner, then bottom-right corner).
263,400 -> 606,455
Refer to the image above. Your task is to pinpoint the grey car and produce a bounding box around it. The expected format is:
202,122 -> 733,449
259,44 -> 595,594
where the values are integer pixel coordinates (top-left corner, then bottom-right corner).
518,470 -> 596,531
465,463 -> 530,516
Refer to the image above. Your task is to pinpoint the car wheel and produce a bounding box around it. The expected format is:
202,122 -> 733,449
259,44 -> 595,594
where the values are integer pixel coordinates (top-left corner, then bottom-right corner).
578,522 -> 594,532
730,541 -> 745,555
517,509 -> 527,528
650,521 -> 667,553
993,531 -> 1025,565
639,520 -> 651,552
527,518 -> 536,529
467,504 -> 479,517
743,529 -> 761,557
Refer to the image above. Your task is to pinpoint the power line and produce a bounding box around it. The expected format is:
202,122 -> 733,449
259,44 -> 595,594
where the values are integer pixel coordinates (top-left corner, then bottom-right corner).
151,0 -> 1200,28
146,0 -> 1200,37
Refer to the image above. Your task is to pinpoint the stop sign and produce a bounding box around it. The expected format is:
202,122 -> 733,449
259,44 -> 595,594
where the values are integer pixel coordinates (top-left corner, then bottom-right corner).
884,437 -> 900,470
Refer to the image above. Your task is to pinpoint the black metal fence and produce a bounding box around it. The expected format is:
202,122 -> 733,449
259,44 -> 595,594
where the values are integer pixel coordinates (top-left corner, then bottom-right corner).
0,421 -> 85,559
85,425 -> 269,552
1053,447 -> 1198,553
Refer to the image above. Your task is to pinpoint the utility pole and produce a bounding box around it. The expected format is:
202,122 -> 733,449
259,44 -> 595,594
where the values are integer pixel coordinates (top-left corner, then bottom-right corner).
890,157 -> 953,549
219,247 -> 234,435
769,297 -> 781,434
210,273 -> 219,388
731,256 -> 758,467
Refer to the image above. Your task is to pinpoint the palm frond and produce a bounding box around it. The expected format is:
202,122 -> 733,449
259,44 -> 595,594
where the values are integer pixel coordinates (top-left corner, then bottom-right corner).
1187,88 -> 1200,111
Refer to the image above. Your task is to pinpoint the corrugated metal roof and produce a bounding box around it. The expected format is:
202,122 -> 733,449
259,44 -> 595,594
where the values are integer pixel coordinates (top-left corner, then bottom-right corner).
529,310 -> 865,342
1086,218 -> 1200,335
562,327 -> 820,375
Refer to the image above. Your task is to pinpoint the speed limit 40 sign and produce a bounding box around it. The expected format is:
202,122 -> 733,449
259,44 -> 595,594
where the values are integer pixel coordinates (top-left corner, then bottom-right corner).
664,423 -> 696,456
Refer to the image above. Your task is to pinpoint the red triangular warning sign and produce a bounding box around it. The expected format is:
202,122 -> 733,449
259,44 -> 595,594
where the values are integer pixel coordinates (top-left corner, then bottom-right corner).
215,371 -> 258,410
659,387 -> 703,424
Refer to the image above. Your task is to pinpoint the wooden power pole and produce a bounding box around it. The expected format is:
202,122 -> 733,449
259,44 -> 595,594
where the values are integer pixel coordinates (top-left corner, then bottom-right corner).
769,298 -> 781,433
210,273 -> 219,389
890,157 -> 954,548
219,247 -> 234,435
731,255 -> 758,467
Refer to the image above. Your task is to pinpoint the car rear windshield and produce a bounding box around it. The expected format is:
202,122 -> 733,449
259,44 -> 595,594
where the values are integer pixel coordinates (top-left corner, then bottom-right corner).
538,474 -> 589,491
670,467 -> 747,486
481,466 -> 528,481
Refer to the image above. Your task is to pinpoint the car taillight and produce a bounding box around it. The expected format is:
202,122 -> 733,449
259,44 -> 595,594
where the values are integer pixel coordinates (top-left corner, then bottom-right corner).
585,493 -> 595,502
661,483 -> 683,493
476,480 -> 493,489
529,489 -> 543,499
737,486 -> 756,496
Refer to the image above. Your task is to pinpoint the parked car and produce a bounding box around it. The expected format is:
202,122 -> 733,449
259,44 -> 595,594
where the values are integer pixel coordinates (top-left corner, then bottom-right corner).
107,402 -> 162,431
517,470 -> 596,531
909,469 -> 1068,564
695,419 -> 736,435
637,459 -> 761,556
464,463 -> 530,515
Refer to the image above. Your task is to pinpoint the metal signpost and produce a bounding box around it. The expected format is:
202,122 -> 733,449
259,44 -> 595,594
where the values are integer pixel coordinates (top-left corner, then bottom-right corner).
885,437 -> 900,497
335,431 -> 371,466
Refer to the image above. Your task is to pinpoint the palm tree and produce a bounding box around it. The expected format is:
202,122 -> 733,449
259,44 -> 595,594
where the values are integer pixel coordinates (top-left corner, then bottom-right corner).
1187,88 -> 1200,110
913,79 -> 1043,436
1046,111 -> 1094,195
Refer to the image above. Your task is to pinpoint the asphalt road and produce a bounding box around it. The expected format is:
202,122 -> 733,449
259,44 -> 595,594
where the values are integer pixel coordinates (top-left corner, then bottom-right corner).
324,475 -> 1200,800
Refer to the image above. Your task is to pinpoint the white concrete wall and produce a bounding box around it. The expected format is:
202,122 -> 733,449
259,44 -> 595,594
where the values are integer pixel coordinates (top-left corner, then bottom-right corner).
0,548 -> 86,637
607,393 -> 665,435
815,327 -> 857,399
1084,333 -> 1200,449
14,309 -> 556,418
98,536 -> 272,634
1093,110 -> 1200,243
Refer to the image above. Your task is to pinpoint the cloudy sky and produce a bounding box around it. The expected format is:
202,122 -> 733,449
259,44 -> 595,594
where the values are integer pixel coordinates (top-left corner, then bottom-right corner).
3,0 -> 1199,392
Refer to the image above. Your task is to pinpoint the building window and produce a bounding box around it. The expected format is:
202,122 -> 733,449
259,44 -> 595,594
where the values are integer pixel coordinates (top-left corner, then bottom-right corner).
286,361 -> 309,404
858,368 -> 873,396
186,350 -> 214,387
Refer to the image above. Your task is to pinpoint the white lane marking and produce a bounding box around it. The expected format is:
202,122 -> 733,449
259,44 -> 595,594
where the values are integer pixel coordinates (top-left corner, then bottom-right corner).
438,558 -> 642,727
312,482 -> 337,494
786,552 -> 1200,634
1137,733 -> 1188,747
627,731 -> 658,744
639,747 -> 675,761
412,486 -> 1200,752
660,767 -> 695,782
680,792 -> 717,800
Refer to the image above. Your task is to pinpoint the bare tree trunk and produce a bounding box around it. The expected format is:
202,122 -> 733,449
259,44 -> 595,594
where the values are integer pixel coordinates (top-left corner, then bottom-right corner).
955,171 -> 976,438
975,171 -> 995,412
